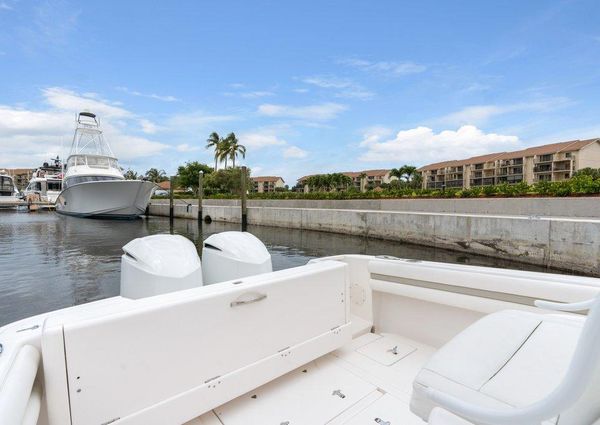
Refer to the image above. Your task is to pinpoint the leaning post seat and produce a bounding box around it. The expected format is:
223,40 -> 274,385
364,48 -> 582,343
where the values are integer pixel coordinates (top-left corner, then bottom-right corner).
41,260 -> 351,425
411,295 -> 600,425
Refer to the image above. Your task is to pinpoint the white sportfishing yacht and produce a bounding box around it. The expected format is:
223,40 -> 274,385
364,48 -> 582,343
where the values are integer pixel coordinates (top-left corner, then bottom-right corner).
1,231 -> 599,425
0,170 -> 21,207
55,112 -> 155,219
23,158 -> 63,205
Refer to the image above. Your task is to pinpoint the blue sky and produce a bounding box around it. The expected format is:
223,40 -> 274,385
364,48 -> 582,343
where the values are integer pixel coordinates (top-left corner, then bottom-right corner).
1,0 -> 600,184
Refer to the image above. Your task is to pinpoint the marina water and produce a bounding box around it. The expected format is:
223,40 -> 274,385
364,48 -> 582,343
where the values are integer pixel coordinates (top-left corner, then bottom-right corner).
0,210 -> 572,326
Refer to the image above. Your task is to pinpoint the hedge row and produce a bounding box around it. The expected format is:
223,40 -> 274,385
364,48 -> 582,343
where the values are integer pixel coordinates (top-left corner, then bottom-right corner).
152,174 -> 600,200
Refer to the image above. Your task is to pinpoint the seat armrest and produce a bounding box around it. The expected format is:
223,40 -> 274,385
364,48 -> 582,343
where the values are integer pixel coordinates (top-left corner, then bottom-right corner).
534,298 -> 595,312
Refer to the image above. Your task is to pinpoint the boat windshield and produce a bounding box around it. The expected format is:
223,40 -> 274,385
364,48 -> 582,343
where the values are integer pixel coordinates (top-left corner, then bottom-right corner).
0,176 -> 15,195
67,155 -> 119,169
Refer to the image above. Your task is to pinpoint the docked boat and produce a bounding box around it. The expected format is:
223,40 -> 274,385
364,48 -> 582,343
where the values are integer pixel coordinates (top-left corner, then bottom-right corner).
1,231 -> 599,425
23,158 -> 63,206
55,112 -> 155,219
0,170 -> 21,208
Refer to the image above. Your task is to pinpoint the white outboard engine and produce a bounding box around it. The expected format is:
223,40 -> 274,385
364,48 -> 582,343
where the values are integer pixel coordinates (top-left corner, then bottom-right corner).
202,231 -> 272,285
120,234 -> 203,299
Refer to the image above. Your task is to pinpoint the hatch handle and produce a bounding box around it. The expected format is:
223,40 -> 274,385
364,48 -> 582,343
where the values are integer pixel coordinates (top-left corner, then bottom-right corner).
230,292 -> 267,307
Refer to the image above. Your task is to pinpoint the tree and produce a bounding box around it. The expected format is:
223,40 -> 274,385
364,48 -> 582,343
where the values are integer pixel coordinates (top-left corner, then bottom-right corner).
206,132 -> 222,171
123,169 -> 139,180
217,138 -> 231,169
144,168 -> 168,183
573,168 -> 600,180
223,132 -> 246,168
359,172 -> 367,193
204,167 -> 252,195
391,165 -> 421,189
176,161 -> 213,195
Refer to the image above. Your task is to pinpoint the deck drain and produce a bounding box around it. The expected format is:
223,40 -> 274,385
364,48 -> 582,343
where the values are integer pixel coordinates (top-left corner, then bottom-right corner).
375,419 -> 390,425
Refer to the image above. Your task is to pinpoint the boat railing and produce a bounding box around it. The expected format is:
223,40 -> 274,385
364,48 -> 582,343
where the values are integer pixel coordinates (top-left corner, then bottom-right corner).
0,344 -> 42,425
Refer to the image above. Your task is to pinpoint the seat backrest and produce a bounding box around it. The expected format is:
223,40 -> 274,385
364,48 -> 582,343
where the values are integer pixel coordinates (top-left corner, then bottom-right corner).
42,260 -> 350,425
556,296 -> 600,425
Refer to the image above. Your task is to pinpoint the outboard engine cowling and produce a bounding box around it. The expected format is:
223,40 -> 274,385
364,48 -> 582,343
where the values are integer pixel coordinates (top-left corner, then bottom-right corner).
120,234 -> 203,299
202,231 -> 272,284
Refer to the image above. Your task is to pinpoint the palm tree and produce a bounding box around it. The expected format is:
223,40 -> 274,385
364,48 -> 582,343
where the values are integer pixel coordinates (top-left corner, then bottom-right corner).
359,172 -> 367,192
224,132 -> 246,168
206,132 -> 222,171
392,165 -> 418,182
217,138 -> 231,168
145,168 -> 167,183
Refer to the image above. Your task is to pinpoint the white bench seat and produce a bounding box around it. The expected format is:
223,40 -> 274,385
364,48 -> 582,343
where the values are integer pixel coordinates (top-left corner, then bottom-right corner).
411,310 -> 584,424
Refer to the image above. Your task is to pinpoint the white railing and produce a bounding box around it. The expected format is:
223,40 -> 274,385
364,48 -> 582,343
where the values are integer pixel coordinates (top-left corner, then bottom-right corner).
0,344 -> 42,425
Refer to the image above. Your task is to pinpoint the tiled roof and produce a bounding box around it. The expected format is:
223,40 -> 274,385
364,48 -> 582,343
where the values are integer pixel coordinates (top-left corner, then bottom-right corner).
251,176 -> 284,183
157,180 -> 170,190
418,138 -> 599,171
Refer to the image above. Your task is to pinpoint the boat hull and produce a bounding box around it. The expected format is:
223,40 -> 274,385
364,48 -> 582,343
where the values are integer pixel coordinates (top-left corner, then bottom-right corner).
56,180 -> 155,219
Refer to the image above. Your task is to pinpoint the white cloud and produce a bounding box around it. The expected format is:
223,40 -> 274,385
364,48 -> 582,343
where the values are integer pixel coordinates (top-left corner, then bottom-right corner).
139,118 -> 160,134
293,88 -> 309,93
0,87 -> 169,166
283,146 -> 308,159
240,91 -> 275,98
43,87 -> 131,118
229,83 -> 245,89
116,86 -> 179,102
166,111 -> 237,129
340,58 -> 426,76
257,102 -> 347,121
301,76 -> 374,100
359,125 -> 520,164
439,98 -> 572,126
176,143 -> 200,152
239,130 -> 287,149
0,2 -> 13,11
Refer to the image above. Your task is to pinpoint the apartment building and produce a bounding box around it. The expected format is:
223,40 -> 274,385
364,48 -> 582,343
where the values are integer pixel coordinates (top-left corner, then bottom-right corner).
251,176 -> 285,193
2,168 -> 35,190
419,138 -> 600,189
298,169 -> 397,192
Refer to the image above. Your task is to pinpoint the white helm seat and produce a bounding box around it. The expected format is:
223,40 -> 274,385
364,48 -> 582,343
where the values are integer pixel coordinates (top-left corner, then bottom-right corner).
411,306 -> 600,425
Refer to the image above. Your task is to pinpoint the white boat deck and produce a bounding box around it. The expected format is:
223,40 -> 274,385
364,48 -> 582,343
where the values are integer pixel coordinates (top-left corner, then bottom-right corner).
189,332 -> 434,425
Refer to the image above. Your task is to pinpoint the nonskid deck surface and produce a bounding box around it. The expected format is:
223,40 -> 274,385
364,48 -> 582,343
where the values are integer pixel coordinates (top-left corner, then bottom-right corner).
188,333 -> 434,425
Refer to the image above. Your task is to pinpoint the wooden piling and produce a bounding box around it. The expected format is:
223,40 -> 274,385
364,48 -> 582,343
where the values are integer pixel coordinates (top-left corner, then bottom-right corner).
169,175 -> 175,225
241,166 -> 247,231
198,171 -> 203,226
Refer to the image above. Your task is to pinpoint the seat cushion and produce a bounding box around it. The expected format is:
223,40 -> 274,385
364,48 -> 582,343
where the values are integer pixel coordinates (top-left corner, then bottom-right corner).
411,310 -> 583,424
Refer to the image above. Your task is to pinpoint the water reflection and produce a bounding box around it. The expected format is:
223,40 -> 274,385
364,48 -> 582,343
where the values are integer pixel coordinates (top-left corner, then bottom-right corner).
0,210 -> 567,326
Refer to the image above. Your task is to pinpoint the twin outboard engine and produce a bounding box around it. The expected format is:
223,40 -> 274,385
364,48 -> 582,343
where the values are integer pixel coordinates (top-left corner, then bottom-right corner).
120,234 -> 203,299
120,231 -> 272,298
201,231 -> 272,285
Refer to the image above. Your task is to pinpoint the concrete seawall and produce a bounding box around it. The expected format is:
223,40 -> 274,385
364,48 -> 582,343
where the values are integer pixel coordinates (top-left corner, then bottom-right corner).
149,198 -> 600,275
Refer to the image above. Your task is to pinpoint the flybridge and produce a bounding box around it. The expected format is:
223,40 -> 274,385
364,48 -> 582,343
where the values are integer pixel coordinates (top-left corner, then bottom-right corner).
69,111 -> 115,158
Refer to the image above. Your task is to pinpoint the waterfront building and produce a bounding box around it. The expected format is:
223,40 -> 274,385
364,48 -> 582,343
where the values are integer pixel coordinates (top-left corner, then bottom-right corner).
419,138 -> 600,189
2,168 -> 35,190
251,176 -> 285,193
297,169 -> 397,192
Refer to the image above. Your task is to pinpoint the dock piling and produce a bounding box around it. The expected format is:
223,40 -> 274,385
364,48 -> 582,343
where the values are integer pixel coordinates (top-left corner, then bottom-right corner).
241,166 -> 247,231
198,171 -> 203,227
169,175 -> 175,226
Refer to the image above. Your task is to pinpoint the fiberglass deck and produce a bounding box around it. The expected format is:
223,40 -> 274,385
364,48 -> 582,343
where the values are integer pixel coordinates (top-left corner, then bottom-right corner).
187,333 -> 435,425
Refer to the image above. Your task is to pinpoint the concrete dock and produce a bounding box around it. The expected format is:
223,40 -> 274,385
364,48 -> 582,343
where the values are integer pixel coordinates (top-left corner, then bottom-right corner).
149,197 -> 600,275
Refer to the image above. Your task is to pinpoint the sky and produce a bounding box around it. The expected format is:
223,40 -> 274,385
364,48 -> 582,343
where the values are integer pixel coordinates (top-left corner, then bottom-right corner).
1,0 -> 600,184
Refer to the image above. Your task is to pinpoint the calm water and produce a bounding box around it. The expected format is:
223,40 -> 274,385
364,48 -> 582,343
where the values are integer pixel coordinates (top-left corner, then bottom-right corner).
0,209 -> 567,326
